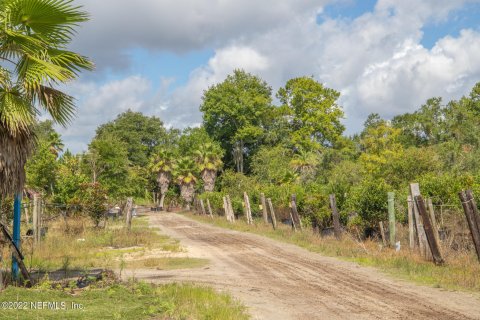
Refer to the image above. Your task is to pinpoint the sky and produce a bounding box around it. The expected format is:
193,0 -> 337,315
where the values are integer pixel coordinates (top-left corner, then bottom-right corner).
57,0 -> 480,153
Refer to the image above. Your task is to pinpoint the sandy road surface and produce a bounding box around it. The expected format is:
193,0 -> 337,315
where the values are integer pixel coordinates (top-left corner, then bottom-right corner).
125,212 -> 480,320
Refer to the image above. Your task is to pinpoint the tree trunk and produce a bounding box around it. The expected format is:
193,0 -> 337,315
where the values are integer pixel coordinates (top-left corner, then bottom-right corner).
202,170 -> 217,192
159,193 -> 166,210
180,183 -> 195,209
0,128 -> 33,196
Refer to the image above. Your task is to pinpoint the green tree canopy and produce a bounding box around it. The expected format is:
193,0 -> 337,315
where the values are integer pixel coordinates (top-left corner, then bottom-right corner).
95,110 -> 174,167
200,69 -> 272,173
276,77 -> 345,151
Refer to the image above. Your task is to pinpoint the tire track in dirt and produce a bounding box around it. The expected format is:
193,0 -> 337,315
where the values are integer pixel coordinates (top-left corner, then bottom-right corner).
125,212 -> 480,320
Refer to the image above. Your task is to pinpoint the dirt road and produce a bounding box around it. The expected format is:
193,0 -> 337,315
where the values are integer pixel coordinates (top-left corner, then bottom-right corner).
127,212 -> 480,319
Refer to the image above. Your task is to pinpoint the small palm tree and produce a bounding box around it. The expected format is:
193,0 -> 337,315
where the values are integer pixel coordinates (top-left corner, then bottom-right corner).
290,149 -> 319,178
0,0 -> 93,196
148,149 -> 175,209
194,143 -> 223,192
174,157 -> 198,210
48,132 -> 64,157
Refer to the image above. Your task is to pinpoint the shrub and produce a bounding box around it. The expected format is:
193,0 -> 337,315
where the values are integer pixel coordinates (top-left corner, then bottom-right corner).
79,183 -> 108,226
346,178 -> 390,228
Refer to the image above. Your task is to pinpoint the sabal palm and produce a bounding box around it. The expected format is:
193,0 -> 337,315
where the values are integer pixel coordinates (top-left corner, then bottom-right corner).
194,142 -> 222,192
0,0 -> 93,196
48,131 -> 64,157
174,157 -> 197,209
148,148 -> 174,208
290,149 -> 319,178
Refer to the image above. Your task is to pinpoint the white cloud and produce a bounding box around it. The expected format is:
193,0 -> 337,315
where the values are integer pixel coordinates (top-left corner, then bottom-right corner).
59,76 -> 151,152
162,0 -> 480,133
72,0 -> 326,71
59,0 -> 480,151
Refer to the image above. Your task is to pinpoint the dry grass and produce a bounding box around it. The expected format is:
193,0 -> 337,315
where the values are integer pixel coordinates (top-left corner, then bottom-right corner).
188,213 -> 480,292
126,257 -> 209,270
0,215 -> 206,280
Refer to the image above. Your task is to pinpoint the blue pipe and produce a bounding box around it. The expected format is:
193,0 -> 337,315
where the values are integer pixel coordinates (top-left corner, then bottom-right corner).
12,193 -> 21,280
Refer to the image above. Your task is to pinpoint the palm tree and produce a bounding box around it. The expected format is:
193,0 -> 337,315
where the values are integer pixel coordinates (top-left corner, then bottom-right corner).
174,157 -> 198,210
290,149 -> 319,179
148,149 -> 174,209
194,143 -> 223,192
0,0 -> 93,196
48,132 -> 64,157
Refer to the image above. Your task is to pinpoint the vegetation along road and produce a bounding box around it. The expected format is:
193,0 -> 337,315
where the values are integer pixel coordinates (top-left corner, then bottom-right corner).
124,212 -> 480,320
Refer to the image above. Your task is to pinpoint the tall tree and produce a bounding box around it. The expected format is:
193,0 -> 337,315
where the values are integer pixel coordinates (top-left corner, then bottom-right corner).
276,77 -> 345,151
194,142 -> 223,192
149,148 -> 175,209
95,110 -> 172,167
87,134 -> 130,200
200,69 -> 272,173
0,0 -> 93,196
174,157 -> 198,210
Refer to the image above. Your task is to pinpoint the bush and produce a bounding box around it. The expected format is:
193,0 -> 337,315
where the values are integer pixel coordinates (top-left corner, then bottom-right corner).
79,183 -> 108,226
346,178 -> 390,228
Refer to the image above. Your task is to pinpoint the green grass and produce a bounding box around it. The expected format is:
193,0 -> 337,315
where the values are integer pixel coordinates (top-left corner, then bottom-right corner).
0,282 -> 249,320
187,213 -> 480,292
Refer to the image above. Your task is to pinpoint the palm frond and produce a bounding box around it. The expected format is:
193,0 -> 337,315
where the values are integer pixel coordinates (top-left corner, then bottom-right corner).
0,86 -> 36,136
34,85 -> 75,126
3,0 -> 89,44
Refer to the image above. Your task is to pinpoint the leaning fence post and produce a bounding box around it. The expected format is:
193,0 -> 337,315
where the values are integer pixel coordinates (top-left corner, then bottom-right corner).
459,191 -> 480,261
466,190 -> 480,235
200,199 -> 207,216
329,194 -> 341,239
410,183 -> 429,258
206,199 -> 213,218
267,198 -> 277,230
291,194 -> 303,230
379,221 -> 387,246
388,192 -> 396,247
415,195 -> 445,265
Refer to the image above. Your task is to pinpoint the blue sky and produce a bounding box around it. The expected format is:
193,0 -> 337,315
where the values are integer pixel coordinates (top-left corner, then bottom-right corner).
61,0 -> 480,153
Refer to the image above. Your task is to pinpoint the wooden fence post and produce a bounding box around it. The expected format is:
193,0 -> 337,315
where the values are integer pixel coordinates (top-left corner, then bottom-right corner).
407,196 -> 415,250
291,194 -> 303,230
466,190 -> 480,235
223,197 -> 229,221
267,198 -> 277,230
200,199 -> 206,216
427,198 -> 442,249
206,199 -> 213,218
379,221 -> 387,246
415,195 -> 445,265
125,197 -> 133,231
388,192 -> 396,247
329,194 -> 341,240
226,195 -> 235,223
410,183 -> 430,258
260,193 -> 268,224
289,204 -> 297,232
459,191 -> 480,261
24,200 -> 29,226
33,194 -> 41,245
244,192 -> 253,224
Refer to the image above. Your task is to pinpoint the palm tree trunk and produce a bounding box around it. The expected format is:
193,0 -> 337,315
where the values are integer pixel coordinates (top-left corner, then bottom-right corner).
0,129 -> 33,197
